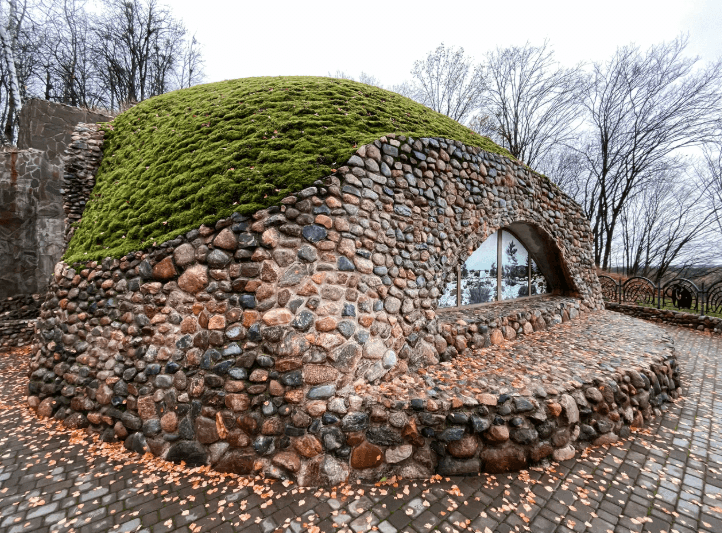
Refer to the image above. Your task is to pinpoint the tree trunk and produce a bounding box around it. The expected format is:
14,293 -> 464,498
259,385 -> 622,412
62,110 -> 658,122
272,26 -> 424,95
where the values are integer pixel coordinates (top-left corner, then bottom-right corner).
0,19 -> 21,142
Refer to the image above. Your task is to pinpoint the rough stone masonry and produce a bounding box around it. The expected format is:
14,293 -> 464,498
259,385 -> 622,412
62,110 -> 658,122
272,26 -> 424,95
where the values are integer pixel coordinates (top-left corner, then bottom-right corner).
26,126 -> 677,485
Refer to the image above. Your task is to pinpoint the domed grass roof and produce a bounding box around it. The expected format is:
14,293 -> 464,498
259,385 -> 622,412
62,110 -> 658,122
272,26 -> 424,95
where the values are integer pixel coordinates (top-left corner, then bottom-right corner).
65,76 -> 513,263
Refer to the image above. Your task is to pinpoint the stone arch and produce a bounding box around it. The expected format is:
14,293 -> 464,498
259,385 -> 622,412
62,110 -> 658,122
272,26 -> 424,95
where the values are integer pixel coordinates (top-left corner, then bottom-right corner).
445,220 -> 580,302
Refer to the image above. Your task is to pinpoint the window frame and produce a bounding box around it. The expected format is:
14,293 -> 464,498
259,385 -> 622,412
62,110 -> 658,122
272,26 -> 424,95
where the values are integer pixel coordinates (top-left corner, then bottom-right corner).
442,228 -> 550,311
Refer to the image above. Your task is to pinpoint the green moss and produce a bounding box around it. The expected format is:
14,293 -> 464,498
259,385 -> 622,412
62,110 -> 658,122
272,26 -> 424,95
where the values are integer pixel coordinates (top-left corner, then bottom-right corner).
65,76 -> 516,263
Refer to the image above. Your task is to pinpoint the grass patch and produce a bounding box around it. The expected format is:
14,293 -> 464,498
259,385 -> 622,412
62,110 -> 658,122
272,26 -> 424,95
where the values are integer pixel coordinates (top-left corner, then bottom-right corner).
65,76 -> 515,263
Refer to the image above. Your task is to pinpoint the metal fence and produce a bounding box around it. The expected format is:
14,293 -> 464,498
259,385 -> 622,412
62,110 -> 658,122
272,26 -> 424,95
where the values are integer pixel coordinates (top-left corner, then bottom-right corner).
599,275 -> 722,316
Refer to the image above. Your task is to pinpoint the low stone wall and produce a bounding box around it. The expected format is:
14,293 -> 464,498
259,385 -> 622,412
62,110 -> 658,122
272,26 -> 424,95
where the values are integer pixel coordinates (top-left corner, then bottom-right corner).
607,303 -> 722,334
0,294 -> 41,351
437,296 -> 585,358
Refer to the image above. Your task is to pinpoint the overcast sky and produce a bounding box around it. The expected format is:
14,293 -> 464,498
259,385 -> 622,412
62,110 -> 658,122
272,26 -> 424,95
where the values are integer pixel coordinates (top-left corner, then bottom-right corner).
170,0 -> 722,87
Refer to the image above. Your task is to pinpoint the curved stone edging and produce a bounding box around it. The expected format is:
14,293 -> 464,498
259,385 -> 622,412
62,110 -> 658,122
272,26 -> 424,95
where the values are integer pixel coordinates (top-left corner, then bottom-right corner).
607,303 -> 722,334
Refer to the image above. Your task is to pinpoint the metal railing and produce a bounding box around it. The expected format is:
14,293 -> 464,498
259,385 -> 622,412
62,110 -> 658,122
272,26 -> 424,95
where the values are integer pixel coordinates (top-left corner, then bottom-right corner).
599,275 -> 722,316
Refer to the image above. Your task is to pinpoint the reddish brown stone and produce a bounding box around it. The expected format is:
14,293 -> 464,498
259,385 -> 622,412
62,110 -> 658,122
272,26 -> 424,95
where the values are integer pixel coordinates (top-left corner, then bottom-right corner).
548,402 -> 562,417
137,396 -> 157,420
213,228 -> 238,250
161,412 -> 178,433
447,435 -> 479,458
303,365 -> 339,385
215,450 -> 255,474
178,264 -> 208,294
269,380 -> 285,396
225,393 -> 250,412
284,389 -> 304,403
315,316 -> 337,332
262,308 -> 293,326
237,415 -> 258,435
276,358 -> 303,373
293,435 -> 322,458
272,451 -> 301,472
490,329 -> 504,345
195,416 -> 220,444
296,280 -> 318,296
486,425 -> 510,443
224,380 -> 246,393
402,419 -> 424,447
152,256 -> 177,280
242,310 -> 260,327
261,417 -> 283,435
306,401 -> 327,417
481,445 -> 528,473
96,384 -> 112,405
530,443 -> 553,462
180,316 -> 198,334
227,429 -> 251,448
350,441 -> 384,469
208,315 -> 226,330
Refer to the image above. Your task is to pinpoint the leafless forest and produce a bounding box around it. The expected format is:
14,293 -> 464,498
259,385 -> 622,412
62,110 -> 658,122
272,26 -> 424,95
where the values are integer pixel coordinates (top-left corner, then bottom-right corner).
1,0 -> 720,281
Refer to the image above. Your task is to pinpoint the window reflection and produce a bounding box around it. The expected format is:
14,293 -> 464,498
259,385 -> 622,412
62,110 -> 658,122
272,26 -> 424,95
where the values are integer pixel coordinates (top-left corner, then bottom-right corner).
438,268 -> 458,308
461,232 -> 497,305
501,231 -> 528,300
439,229 -> 551,308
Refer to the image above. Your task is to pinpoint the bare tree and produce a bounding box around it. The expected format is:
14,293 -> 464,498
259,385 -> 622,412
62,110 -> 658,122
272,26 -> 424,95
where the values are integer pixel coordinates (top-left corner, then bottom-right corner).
703,138 -> 722,236
0,0 -> 25,142
615,166 -> 719,282
580,36 -> 722,269
175,33 -> 203,89
477,40 -> 585,168
91,0 -> 193,110
408,43 -> 485,123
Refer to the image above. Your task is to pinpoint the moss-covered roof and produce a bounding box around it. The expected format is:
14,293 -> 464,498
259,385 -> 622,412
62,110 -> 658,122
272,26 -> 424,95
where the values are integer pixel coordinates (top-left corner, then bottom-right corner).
65,76 -> 514,263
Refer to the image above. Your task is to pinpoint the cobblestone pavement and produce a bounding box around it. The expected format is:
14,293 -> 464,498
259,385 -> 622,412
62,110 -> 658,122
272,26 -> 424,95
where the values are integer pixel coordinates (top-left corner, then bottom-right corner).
1,324 -> 721,533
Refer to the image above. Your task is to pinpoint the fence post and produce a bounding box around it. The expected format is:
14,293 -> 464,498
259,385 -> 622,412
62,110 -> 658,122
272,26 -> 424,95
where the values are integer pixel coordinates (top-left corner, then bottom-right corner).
618,280 -> 621,305
657,282 -> 661,310
701,283 -> 705,315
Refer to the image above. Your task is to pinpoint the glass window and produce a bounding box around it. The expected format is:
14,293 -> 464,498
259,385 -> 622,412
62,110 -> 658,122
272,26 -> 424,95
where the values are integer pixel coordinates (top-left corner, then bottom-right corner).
461,232 -> 497,305
501,231 -> 528,300
438,268 -> 458,308
530,258 -> 550,295
438,229 -> 551,309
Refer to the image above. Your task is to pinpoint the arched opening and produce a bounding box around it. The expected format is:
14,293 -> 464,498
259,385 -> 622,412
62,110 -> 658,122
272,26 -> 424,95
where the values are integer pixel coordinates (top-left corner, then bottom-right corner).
439,224 -> 575,309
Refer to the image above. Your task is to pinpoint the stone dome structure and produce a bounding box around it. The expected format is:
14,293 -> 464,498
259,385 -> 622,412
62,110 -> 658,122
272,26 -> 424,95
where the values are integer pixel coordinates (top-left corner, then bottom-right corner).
27,77 -> 624,485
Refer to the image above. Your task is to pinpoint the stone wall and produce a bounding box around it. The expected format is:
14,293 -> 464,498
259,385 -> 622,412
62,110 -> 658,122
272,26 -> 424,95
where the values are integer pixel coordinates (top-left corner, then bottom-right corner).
0,149 -> 64,299
0,100 -> 110,299
18,99 -> 111,164
607,303 -> 722,334
29,131 -> 610,483
0,294 -> 40,351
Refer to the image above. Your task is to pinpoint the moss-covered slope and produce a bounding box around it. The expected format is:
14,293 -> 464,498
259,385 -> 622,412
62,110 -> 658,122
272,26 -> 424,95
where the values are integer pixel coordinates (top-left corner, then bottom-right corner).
65,76 -> 513,263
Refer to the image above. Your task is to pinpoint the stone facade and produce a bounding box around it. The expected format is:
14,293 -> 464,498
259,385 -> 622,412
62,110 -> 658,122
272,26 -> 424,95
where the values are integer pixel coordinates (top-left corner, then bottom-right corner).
28,130 -> 619,483
0,100 -> 110,300
607,303 -> 722,334
0,148 -> 65,299
18,98 -> 111,163
0,294 -> 40,351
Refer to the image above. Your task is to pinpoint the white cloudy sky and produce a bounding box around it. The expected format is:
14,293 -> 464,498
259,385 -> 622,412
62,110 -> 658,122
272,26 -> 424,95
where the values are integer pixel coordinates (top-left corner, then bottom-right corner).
170,0 -> 722,87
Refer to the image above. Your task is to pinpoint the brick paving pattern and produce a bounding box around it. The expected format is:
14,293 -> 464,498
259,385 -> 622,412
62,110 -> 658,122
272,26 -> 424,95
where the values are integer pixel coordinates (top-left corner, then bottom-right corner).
1,324 -> 721,533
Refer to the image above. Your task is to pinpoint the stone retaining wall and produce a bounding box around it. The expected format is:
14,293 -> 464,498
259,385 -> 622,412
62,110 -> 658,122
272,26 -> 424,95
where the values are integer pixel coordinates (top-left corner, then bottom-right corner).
437,296 -> 586,357
28,131 -> 610,483
607,303 -> 722,334
0,294 -> 40,351
62,124 -> 104,243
